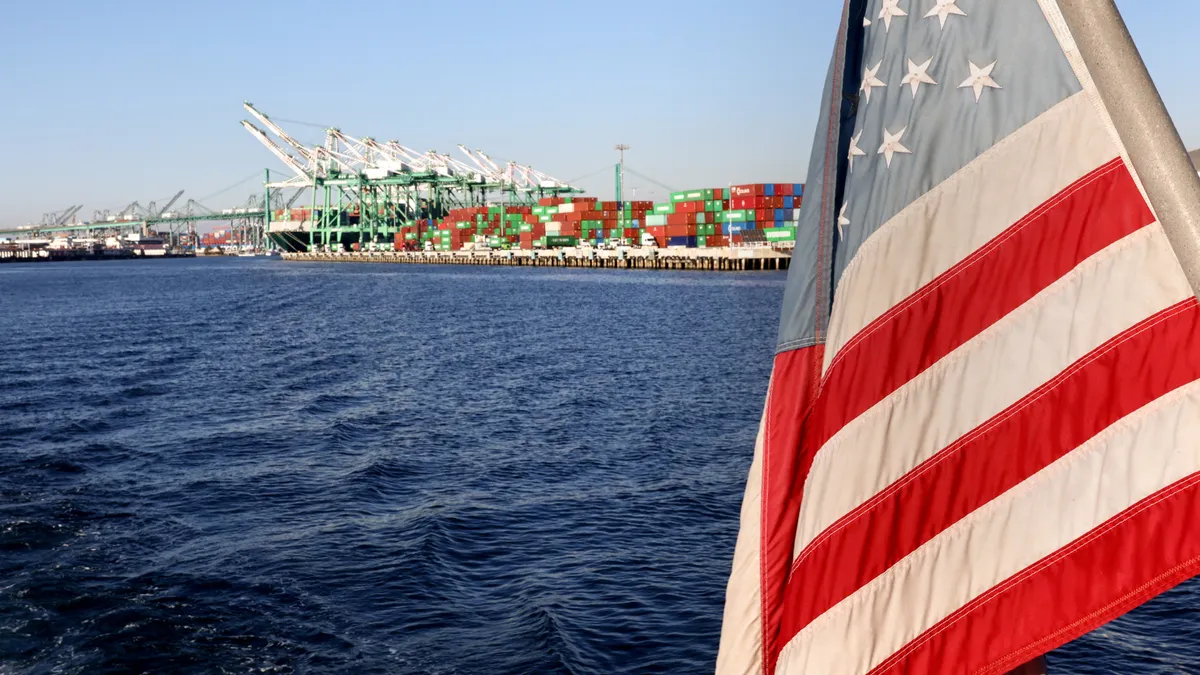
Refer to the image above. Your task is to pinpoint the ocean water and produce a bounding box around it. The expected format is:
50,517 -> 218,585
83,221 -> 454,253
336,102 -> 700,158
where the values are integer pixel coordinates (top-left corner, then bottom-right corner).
0,258 -> 1196,674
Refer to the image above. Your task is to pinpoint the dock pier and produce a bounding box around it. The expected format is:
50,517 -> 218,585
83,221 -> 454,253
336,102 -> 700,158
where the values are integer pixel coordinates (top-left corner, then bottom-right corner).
282,247 -> 791,272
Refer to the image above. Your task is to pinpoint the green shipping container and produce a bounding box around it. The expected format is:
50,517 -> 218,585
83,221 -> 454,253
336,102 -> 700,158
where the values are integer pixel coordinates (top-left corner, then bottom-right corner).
764,227 -> 798,241
545,236 -> 578,247
723,210 -> 749,222
654,203 -> 675,215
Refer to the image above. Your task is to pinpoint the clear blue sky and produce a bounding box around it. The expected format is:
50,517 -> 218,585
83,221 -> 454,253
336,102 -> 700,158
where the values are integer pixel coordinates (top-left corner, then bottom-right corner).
0,0 -> 1193,225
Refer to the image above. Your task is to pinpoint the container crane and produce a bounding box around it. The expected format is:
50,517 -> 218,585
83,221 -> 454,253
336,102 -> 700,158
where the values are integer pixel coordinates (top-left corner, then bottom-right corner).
41,204 -> 83,227
241,120 -> 313,180
146,190 -> 185,219
243,103 -> 316,165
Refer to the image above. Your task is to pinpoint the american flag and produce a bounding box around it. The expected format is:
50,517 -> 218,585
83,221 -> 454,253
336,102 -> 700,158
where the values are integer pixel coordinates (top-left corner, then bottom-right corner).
718,1 -> 1200,674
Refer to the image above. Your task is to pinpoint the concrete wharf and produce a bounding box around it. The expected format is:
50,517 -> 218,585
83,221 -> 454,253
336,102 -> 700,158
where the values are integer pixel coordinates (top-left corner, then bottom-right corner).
281,246 -> 791,272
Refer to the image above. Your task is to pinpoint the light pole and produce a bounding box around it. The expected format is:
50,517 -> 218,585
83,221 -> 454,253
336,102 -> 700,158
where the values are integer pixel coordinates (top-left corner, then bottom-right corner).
614,144 -> 630,205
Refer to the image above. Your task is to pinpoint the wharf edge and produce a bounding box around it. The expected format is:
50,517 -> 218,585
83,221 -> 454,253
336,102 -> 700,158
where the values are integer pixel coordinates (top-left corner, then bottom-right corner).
281,247 -> 792,272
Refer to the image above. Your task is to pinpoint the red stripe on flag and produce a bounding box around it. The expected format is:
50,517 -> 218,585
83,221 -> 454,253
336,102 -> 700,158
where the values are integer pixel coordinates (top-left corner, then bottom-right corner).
776,298 -> 1200,644
760,345 -> 823,674
808,158 -> 1152,452
867,471 -> 1200,675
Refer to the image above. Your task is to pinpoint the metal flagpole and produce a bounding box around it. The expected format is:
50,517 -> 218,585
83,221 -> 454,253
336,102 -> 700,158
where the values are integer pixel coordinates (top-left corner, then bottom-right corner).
1057,0 -> 1200,298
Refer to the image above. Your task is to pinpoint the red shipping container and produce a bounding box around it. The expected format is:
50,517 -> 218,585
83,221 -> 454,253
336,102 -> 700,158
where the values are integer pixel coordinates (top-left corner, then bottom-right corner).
666,224 -> 696,237
714,188 -> 724,200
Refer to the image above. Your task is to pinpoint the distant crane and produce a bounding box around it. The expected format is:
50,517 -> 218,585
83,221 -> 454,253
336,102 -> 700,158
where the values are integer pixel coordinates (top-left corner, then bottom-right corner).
41,204 -> 83,227
146,190 -> 185,219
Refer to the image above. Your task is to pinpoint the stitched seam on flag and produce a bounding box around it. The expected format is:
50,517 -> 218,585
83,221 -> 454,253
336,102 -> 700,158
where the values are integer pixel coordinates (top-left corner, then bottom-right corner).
783,373 -> 1200,671
758,369 -> 774,675
831,91 -> 1092,332
878,471 -> 1200,675
975,548 -> 1200,675
800,222 -> 1165,532
823,157 -> 1124,378
865,405 -> 1200,674
776,336 -> 823,354
788,298 -> 1197,577
812,1 -> 849,359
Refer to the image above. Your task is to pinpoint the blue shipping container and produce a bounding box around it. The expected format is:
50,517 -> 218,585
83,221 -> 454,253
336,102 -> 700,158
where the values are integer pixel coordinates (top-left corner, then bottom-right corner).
784,196 -> 794,209
667,235 -> 697,247
774,209 -> 785,221
764,184 -> 775,197
794,184 -> 804,196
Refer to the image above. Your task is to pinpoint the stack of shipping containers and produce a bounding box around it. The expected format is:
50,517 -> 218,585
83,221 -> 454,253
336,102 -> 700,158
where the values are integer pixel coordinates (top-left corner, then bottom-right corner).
389,184 -> 802,252
645,188 -> 729,248
724,183 -> 805,244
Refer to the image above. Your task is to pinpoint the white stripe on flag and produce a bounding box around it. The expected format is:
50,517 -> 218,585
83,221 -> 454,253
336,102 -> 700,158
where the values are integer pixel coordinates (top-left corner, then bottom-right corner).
795,224 -> 1193,557
823,92 -> 1118,372
716,408 -> 767,675
777,379 -> 1200,675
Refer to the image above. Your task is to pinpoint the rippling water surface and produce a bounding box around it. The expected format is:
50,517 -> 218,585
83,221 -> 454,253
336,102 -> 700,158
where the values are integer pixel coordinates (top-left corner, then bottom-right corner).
0,258 -> 1196,674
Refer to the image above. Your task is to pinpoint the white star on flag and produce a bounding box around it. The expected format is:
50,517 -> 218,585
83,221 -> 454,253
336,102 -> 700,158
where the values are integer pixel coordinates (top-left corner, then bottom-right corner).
924,0 -> 966,29
838,202 -> 850,238
861,61 -> 887,104
901,58 -> 937,97
848,130 -> 866,172
878,127 -> 912,168
878,0 -> 908,32
958,60 -> 1002,102
864,17 -> 872,27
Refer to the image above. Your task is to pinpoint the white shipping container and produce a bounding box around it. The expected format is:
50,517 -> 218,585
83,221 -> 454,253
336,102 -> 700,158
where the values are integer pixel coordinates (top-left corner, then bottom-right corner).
557,203 -> 577,214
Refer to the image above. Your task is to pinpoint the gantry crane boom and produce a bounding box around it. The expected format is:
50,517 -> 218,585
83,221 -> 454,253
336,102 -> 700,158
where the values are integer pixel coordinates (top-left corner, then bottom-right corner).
241,120 -> 313,180
243,102 -> 316,164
